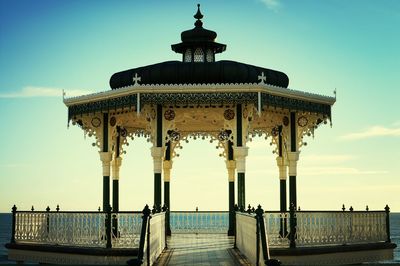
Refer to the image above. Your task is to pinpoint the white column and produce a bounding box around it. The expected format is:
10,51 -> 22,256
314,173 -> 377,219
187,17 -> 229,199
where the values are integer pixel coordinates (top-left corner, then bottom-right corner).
163,160 -> 172,182
112,157 -> 122,180
151,146 -> 163,174
234,146 -> 249,173
226,160 -> 236,182
276,156 -> 288,180
99,152 -> 113,176
288,151 -> 300,177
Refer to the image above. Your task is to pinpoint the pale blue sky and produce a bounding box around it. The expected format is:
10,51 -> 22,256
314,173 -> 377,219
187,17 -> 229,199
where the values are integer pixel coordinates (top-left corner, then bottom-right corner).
0,1 -> 399,212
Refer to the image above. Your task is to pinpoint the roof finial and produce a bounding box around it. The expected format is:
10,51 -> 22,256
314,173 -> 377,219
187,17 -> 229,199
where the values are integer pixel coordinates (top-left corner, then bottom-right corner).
194,4 -> 203,28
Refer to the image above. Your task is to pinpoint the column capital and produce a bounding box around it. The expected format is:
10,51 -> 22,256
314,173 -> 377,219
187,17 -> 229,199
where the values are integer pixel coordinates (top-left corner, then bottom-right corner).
276,156 -> 288,180
151,147 -> 163,174
163,160 -> 173,182
112,157 -> 123,180
99,152 -> 112,176
288,151 -> 300,162
225,160 -> 236,182
288,151 -> 300,176
233,146 -> 249,158
233,146 -> 248,173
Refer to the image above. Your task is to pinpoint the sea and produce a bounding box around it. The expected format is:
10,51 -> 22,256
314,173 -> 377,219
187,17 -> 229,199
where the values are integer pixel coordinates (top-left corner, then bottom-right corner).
0,213 -> 399,264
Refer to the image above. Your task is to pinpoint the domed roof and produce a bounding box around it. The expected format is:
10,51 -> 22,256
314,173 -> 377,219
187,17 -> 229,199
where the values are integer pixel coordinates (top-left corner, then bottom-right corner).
110,60 -> 289,89
171,4 -> 226,54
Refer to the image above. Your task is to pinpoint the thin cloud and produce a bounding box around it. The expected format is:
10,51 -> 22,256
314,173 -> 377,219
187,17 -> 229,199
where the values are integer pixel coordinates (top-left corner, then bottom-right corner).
340,126 -> 400,140
0,86 -> 94,98
299,166 -> 388,176
258,0 -> 281,12
301,154 -> 355,164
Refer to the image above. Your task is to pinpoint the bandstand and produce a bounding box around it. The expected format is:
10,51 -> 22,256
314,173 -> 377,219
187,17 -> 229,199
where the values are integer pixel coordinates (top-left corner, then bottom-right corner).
6,5 -> 396,266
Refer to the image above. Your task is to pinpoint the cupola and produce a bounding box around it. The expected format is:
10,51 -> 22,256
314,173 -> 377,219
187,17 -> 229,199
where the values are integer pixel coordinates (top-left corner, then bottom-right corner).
171,4 -> 226,62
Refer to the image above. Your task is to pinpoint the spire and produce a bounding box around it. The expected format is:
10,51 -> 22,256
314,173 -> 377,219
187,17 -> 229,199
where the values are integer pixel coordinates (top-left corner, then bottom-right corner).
194,4 -> 203,28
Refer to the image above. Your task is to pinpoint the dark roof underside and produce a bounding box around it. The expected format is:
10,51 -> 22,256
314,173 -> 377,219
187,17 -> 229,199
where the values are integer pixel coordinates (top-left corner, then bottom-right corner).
109,60 -> 289,89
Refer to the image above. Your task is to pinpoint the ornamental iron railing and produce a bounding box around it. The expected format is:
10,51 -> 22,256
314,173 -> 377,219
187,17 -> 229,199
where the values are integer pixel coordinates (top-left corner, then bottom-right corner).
10,204 -> 167,256
170,211 -> 229,234
295,211 -> 387,246
262,205 -> 391,248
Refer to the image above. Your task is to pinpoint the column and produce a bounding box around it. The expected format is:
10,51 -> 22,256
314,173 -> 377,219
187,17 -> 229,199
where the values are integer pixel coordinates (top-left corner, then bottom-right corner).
235,104 -> 248,209
235,147 -> 248,209
153,104 -> 163,209
112,157 -> 122,212
152,147 -> 163,209
227,139 -> 236,236
277,126 -> 287,212
163,155 -> 172,236
288,112 -> 300,209
100,113 -> 111,211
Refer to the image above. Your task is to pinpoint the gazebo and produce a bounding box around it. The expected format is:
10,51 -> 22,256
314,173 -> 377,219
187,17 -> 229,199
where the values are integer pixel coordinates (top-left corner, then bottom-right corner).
6,5 -> 396,266
65,3 -> 333,234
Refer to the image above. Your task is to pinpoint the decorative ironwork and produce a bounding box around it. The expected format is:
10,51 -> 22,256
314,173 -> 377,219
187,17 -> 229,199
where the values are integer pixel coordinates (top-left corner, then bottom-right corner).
110,116 -> 117,127
224,109 -> 235,120
91,117 -> 101,128
140,92 -> 258,106
68,94 -> 137,121
297,116 -> 308,127
261,93 -> 331,118
282,116 -> 289,126
295,211 -> 387,246
111,212 -> 142,248
164,109 -> 175,121
14,211 -> 144,248
170,212 -> 228,234
262,211 -> 388,248
263,212 -> 290,248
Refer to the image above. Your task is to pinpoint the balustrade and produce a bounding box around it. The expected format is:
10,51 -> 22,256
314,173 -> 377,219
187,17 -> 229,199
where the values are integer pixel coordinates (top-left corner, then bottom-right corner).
262,210 -> 388,248
13,210 -> 142,248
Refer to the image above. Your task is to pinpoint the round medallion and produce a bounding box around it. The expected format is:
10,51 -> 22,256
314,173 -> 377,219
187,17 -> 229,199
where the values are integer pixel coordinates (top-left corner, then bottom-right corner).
283,116 -> 289,126
224,109 -> 235,120
243,107 -> 248,119
110,116 -> 117,127
120,128 -> 127,137
164,109 -> 175,121
297,116 -> 308,127
91,117 -> 101,128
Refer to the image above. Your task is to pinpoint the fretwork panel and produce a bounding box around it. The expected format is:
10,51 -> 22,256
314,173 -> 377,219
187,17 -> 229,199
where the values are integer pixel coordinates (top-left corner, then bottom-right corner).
112,212 -> 142,248
263,212 -> 290,248
296,211 -> 387,246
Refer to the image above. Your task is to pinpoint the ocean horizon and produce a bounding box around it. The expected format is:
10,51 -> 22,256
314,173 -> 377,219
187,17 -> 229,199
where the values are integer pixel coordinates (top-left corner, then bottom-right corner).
1,212 -> 399,264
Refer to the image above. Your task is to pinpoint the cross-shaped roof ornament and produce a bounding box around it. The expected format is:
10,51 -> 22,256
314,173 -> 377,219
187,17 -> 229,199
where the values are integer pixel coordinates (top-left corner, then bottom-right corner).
133,73 -> 141,86
258,72 -> 266,84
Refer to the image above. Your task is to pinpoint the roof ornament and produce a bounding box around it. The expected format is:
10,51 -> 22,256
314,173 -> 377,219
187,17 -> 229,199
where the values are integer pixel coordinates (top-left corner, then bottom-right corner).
194,4 -> 204,28
258,72 -> 266,85
334,88 -> 337,100
133,73 -> 141,86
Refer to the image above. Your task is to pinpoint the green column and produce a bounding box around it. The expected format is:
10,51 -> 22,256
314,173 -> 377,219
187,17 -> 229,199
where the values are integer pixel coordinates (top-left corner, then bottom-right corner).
237,173 -> 245,209
153,104 -> 163,209
289,112 -> 297,209
164,181 -> 171,235
154,173 -> 162,209
102,113 -> 110,211
228,181 -> 235,236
